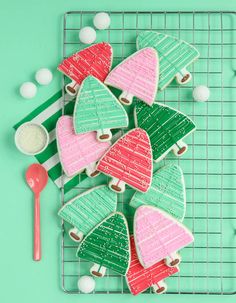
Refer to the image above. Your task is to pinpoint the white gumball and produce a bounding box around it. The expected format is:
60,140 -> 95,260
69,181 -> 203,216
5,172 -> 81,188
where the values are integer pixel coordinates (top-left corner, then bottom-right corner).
79,27 -> 96,44
20,82 -> 37,99
193,85 -> 210,102
35,68 -> 53,85
93,12 -> 111,30
77,276 -> 95,293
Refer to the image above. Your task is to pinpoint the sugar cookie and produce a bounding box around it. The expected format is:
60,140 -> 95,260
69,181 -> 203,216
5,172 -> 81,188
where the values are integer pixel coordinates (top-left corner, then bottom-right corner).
134,102 -> 196,162
105,48 -> 158,106
73,76 -> 129,142
58,185 -> 117,242
97,128 -> 153,193
130,164 -> 186,221
77,212 -> 130,277
56,115 -> 110,177
134,205 -> 194,268
137,31 -> 200,90
126,236 -> 178,295
58,42 -> 113,96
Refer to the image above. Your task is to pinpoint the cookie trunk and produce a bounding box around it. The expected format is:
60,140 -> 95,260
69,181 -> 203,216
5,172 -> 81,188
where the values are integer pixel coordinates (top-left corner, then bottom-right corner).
66,81 -> 79,96
119,91 -> 134,105
175,68 -> 192,84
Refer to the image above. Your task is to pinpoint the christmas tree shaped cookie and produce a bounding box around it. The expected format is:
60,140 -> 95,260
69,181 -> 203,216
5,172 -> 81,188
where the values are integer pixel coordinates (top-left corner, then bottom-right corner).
134,205 -> 194,268
135,102 -> 196,162
126,236 -> 179,295
58,185 -> 117,242
77,212 -> 130,277
73,76 -> 129,142
97,128 -> 153,193
137,31 -> 200,90
58,42 -> 113,96
56,115 -> 110,177
130,164 -> 186,221
105,48 -> 158,106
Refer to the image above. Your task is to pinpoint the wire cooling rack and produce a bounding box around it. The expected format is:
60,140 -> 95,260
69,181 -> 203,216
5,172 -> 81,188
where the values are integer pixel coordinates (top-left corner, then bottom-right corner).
60,11 -> 236,295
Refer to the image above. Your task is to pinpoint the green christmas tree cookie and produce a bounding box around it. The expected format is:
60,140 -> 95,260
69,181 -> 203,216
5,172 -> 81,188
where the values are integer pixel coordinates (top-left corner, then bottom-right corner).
77,212 -> 130,277
134,102 -> 196,162
58,186 -> 117,242
73,75 -> 129,142
137,31 -> 200,90
130,164 -> 186,221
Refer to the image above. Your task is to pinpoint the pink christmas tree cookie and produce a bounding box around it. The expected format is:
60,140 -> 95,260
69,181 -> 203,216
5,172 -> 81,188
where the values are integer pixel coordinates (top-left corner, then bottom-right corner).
97,128 -> 153,193
56,115 -> 110,177
105,47 -> 158,106
58,42 -> 113,96
126,236 -> 178,295
134,205 -> 194,268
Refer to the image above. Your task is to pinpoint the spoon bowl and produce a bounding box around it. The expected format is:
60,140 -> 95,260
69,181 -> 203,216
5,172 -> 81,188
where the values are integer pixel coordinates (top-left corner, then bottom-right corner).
26,163 -> 48,194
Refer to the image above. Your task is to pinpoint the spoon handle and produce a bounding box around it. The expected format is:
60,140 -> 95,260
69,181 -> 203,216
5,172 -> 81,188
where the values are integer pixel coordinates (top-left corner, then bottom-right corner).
34,193 -> 41,261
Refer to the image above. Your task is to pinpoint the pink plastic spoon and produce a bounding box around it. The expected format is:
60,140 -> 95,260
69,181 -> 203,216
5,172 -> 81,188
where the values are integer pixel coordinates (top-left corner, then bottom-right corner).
26,163 -> 48,261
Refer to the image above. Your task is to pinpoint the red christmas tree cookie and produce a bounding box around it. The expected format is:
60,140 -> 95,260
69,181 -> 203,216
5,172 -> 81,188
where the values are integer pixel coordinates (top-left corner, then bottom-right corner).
58,42 -> 113,96
126,236 -> 178,295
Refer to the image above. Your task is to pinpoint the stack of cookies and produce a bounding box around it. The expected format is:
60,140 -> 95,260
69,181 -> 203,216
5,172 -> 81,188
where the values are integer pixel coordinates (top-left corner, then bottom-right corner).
57,31 -> 200,295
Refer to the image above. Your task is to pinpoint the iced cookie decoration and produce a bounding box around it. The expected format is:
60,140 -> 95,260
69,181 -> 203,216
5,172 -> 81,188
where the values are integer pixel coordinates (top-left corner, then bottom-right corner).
126,236 -> 178,295
135,102 -> 196,162
58,186 -> 117,242
105,48 -> 158,106
130,164 -> 186,221
97,128 -> 152,193
56,116 -> 110,177
77,212 -> 130,277
134,205 -> 194,268
73,76 -> 128,142
137,31 -> 200,90
58,42 -> 113,96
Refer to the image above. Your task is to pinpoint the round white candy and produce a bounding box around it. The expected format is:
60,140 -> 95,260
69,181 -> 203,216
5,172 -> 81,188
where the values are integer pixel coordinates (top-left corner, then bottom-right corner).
20,82 -> 37,99
193,85 -> 210,102
93,12 -> 111,30
79,27 -> 96,44
77,276 -> 95,293
35,68 -> 53,85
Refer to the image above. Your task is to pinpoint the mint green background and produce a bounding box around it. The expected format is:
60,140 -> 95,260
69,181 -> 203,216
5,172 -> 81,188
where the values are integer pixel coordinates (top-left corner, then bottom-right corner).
0,0 -> 236,302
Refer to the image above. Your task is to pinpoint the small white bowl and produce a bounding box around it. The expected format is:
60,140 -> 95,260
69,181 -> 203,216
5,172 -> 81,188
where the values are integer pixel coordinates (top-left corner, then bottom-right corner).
15,122 -> 49,156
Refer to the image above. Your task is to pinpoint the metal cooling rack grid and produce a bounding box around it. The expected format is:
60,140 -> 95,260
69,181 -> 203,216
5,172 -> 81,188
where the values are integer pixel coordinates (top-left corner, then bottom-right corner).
60,11 -> 236,295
